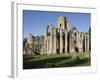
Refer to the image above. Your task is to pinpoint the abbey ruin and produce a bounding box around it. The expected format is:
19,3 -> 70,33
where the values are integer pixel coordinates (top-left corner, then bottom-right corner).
23,16 -> 91,55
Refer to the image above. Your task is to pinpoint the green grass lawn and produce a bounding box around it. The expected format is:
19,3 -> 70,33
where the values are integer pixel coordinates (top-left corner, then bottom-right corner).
23,52 -> 91,69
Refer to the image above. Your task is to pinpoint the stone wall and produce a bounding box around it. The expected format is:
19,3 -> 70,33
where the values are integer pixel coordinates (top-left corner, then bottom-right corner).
43,16 -> 91,55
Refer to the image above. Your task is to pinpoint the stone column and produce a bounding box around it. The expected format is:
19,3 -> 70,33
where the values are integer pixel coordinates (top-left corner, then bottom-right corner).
76,32 -> 78,48
77,32 -> 80,52
69,32 -> 72,53
71,34 -> 74,52
47,34 -> 50,54
80,33 -> 83,52
47,37 -> 51,55
78,33 -> 81,52
53,28 -> 57,54
47,37 -> 49,54
60,29 -> 63,53
88,34 -> 89,51
49,32 -> 53,54
82,34 -> 84,52
45,27 -> 49,55
43,30 -> 47,54
65,30 -> 68,53
86,34 -> 89,51
85,34 -> 87,52
44,36 -> 47,54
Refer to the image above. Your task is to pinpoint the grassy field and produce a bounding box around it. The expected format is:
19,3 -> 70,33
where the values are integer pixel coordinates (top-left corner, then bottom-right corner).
23,52 -> 91,69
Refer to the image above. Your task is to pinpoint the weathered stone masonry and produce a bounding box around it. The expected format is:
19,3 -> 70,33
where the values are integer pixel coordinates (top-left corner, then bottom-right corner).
23,16 -> 91,55
42,16 -> 90,55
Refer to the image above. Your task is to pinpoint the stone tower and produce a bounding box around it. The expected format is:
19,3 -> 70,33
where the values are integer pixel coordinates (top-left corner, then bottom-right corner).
58,16 -> 70,32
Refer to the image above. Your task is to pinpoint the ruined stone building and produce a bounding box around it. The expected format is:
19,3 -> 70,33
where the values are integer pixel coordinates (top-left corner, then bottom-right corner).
23,16 -> 91,55
23,33 -> 44,55
42,16 -> 91,55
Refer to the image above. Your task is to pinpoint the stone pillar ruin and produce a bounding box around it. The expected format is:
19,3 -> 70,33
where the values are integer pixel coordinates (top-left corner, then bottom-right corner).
43,30 -> 47,54
47,37 -> 50,54
60,29 -> 63,53
65,30 -> 68,53
69,32 -> 72,53
79,33 -> 83,52
76,32 -> 79,52
86,34 -> 89,51
77,32 -> 80,52
53,28 -> 57,54
46,26 -> 51,55
49,31 -> 53,54
84,34 -> 87,52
